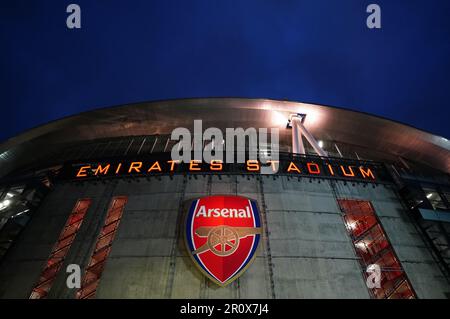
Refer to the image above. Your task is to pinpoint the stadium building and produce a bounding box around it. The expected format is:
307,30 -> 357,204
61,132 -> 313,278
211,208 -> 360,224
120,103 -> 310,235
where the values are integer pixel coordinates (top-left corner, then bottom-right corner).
0,98 -> 449,299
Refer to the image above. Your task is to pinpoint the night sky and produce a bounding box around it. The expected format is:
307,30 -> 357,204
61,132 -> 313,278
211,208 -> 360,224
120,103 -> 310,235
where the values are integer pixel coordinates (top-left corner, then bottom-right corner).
1,0 -> 449,142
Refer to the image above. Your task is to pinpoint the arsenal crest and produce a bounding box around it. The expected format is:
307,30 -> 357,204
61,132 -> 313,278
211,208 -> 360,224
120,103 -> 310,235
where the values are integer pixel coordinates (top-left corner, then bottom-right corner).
185,195 -> 262,286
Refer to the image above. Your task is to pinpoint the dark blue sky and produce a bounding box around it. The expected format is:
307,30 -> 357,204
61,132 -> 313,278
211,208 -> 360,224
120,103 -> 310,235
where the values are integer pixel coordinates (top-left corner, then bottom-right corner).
1,0 -> 449,142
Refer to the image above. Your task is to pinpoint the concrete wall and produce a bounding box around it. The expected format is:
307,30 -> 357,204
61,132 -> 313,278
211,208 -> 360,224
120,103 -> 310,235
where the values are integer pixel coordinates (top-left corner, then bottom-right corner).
0,175 -> 448,298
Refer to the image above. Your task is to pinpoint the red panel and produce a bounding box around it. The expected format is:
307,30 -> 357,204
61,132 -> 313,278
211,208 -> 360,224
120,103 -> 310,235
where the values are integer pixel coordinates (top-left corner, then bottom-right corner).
341,200 -> 378,238
338,199 -> 416,299
76,196 -> 127,299
354,224 -> 390,264
29,198 -> 92,299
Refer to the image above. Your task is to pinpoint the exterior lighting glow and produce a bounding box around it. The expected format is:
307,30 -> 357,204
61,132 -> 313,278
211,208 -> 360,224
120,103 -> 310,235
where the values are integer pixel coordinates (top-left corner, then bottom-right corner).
13,209 -> 29,218
347,222 -> 357,230
271,111 -> 288,127
0,199 -> 11,211
355,241 -> 367,249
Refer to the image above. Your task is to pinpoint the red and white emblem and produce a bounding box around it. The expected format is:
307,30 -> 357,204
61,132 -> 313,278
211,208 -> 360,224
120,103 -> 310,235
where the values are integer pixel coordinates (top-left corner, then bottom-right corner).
185,195 -> 262,286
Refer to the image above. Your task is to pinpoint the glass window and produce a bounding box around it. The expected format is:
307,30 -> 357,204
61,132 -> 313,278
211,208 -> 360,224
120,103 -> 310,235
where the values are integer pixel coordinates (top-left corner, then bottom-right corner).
442,192 -> 450,207
423,188 -> 448,210
338,199 -> 416,299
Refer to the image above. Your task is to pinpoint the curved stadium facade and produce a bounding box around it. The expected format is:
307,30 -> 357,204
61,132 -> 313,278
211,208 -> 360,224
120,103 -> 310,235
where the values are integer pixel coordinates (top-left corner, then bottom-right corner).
0,98 -> 449,299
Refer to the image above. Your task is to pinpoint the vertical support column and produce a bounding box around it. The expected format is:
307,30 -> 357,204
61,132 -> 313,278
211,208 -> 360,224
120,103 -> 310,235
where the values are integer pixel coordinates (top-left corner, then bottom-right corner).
258,177 -> 276,299
296,119 -> 327,157
76,196 -> 127,299
164,176 -> 187,298
334,143 -> 343,158
30,198 -> 92,299
290,114 -> 327,157
291,117 -> 305,155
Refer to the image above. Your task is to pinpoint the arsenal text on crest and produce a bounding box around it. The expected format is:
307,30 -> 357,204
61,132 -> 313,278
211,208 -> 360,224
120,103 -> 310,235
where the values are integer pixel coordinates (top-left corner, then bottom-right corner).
195,205 -> 251,218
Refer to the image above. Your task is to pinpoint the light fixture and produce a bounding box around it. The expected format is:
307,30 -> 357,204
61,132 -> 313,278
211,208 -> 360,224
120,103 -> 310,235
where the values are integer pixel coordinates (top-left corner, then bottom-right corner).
13,209 -> 30,218
347,222 -> 357,230
0,199 -> 11,211
318,140 -> 324,148
355,241 -> 367,249
426,193 -> 433,199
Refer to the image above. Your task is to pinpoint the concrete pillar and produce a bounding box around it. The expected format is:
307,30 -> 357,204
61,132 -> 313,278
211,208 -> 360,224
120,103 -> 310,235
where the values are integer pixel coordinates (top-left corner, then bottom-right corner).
291,117 -> 305,155
291,115 -> 327,157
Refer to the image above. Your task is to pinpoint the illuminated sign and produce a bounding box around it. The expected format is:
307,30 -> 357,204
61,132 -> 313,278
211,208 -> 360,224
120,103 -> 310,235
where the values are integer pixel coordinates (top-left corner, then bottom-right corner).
185,195 -> 262,286
63,155 -> 383,182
